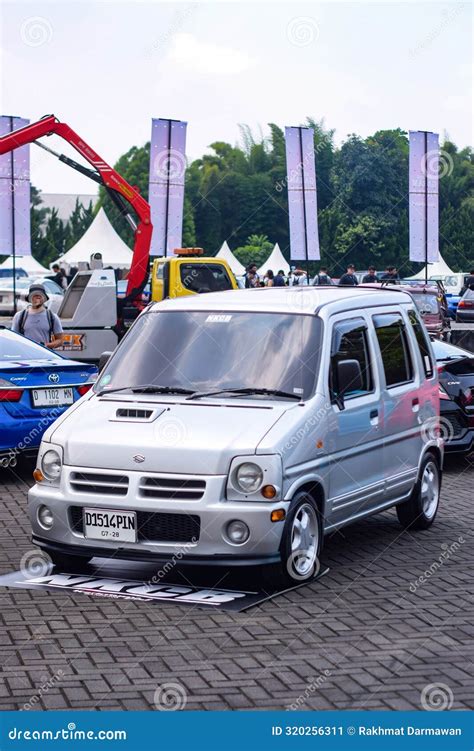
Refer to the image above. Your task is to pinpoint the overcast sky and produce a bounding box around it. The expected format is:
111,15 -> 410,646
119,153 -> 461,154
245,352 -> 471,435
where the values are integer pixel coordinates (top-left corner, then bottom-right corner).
0,0 -> 472,194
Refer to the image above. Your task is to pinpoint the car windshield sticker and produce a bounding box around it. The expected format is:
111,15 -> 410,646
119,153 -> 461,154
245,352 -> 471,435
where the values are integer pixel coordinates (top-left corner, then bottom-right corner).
205,314 -> 232,323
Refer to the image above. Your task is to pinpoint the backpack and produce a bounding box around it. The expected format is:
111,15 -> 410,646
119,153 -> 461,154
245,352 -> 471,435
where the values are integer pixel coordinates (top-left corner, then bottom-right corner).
18,308 -> 55,341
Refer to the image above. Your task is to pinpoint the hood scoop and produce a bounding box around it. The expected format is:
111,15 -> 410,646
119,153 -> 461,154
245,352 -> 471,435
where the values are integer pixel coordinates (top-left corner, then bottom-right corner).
111,407 -> 165,423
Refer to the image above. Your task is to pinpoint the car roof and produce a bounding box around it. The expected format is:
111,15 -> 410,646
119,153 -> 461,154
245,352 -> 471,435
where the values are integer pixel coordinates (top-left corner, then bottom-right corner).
148,285 -> 414,316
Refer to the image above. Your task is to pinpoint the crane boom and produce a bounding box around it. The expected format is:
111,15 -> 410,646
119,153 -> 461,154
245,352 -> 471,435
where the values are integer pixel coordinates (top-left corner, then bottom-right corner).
0,114 -> 153,315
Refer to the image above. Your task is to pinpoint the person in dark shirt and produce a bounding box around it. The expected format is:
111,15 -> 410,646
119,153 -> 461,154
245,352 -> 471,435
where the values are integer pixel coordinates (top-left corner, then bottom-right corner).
362,266 -> 378,283
338,264 -> 358,286
380,266 -> 400,281
313,266 -> 333,285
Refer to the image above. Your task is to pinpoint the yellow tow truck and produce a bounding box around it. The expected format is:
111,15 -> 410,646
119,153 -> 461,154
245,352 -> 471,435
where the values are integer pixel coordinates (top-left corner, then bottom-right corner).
151,248 -> 239,302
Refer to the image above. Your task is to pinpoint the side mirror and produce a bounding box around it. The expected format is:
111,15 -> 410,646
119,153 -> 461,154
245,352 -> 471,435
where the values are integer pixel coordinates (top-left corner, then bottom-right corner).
333,359 -> 364,409
98,351 -> 112,373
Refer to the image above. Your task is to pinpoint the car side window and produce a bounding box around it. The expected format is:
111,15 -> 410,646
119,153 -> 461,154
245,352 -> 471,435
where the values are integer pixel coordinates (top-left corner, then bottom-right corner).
408,309 -> 434,378
373,313 -> 414,388
180,264 -> 232,293
330,318 -> 374,401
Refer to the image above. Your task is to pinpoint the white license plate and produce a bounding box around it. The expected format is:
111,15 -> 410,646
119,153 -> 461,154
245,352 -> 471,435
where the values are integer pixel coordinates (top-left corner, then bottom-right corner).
32,387 -> 74,407
83,508 -> 137,543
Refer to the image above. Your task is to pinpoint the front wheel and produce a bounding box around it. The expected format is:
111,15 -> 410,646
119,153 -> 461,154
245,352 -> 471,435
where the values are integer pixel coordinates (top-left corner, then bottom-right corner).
396,453 -> 441,530
277,493 -> 323,585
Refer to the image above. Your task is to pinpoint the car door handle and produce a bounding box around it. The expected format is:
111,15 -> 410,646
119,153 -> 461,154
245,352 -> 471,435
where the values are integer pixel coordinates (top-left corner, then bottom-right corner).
412,397 -> 420,412
412,398 -> 419,406
370,409 -> 378,419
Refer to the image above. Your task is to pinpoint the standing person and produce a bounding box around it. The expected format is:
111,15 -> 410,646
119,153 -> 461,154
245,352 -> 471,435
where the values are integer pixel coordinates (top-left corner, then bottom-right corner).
362,266 -> 378,283
461,269 -> 474,293
273,269 -> 286,287
245,263 -> 260,288
338,264 -> 359,286
312,266 -> 333,285
50,264 -> 68,290
380,265 -> 399,281
264,270 -> 275,287
291,268 -> 309,286
11,283 -> 64,349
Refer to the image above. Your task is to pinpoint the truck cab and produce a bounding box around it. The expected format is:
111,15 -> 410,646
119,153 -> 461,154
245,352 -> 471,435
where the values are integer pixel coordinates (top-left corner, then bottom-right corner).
151,248 -> 238,302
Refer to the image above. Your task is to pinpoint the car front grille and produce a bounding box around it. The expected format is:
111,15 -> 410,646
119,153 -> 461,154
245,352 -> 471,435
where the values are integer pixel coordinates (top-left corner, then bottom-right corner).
69,506 -> 200,543
139,477 -> 206,500
70,472 -> 129,496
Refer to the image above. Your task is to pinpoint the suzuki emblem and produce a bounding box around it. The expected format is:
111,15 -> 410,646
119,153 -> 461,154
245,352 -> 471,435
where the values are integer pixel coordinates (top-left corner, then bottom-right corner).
133,454 -> 145,463
48,373 -> 60,383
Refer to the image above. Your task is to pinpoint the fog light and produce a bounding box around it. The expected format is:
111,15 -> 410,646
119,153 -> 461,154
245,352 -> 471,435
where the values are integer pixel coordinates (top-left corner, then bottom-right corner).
38,505 -> 54,530
261,484 -> 277,499
271,509 -> 286,522
226,520 -> 250,544
33,468 -> 44,483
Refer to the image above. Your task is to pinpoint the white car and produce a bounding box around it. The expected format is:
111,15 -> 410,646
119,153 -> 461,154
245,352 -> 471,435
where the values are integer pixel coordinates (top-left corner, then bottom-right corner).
29,286 -> 442,584
0,277 -> 64,316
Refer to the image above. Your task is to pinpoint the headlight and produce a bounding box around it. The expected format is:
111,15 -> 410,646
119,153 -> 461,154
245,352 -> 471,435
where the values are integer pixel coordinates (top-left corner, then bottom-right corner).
234,462 -> 264,493
41,449 -> 62,481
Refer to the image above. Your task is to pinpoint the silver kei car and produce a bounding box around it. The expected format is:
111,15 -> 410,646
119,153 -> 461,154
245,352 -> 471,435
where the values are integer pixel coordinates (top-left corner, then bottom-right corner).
28,286 -> 443,584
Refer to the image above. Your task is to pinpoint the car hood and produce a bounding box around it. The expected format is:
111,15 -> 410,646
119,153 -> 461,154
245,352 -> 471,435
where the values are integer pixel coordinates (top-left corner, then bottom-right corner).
49,394 -> 289,474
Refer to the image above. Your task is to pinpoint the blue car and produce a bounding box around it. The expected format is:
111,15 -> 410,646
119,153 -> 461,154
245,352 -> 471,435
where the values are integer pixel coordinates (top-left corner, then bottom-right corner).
445,293 -> 461,320
0,329 -> 97,467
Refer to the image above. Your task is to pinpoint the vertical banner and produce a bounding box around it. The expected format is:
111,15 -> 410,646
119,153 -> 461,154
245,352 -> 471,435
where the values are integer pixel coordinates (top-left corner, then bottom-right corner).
149,119 -> 187,256
409,130 -> 439,264
0,116 -> 31,256
285,126 -> 320,263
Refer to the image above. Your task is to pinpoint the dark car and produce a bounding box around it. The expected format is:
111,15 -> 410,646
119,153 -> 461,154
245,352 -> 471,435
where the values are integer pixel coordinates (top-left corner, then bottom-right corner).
432,338 -> 474,454
456,288 -> 474,323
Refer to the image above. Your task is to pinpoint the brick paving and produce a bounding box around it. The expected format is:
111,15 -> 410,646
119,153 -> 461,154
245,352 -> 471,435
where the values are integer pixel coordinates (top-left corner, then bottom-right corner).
0,457 -> 472,711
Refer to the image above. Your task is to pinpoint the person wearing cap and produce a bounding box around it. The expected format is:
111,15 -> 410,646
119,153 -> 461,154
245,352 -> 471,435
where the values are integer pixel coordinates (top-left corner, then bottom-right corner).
11,283 -> 64,349
291,268 -> 309,286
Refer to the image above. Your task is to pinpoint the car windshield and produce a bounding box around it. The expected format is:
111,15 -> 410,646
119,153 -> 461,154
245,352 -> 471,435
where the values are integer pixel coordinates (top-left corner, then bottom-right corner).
411,293 -> 440,315
96,310 -> 322,400
0,330 -> 62,361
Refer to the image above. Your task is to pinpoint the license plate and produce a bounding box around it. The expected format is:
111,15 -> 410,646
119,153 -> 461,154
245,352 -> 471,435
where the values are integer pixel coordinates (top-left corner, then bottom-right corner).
32,387 -> 74,407
83,508 -> 137,543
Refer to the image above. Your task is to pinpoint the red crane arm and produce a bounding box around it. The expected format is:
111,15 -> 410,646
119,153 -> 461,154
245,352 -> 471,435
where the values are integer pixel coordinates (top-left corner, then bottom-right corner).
0,115 -> 152,301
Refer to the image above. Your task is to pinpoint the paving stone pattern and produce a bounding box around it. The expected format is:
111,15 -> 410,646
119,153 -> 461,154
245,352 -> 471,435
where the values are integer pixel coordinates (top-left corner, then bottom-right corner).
0,458 -> 472,711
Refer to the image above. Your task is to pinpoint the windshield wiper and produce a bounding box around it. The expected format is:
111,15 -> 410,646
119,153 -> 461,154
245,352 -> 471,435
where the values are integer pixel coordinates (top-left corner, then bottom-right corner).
97,385 -> 195,397
187,387 -> 302,401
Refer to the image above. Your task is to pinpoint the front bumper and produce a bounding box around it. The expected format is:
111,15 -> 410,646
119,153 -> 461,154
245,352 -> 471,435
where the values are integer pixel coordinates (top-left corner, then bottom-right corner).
440,406 -> 474,454
28,465 -> 288,562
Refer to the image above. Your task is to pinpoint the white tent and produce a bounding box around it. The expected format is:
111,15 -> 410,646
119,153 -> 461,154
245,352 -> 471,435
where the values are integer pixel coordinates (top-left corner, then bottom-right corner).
216,241 -> 246,276
257,243 -> 290,277
408,255 -> 456,279
0,254 -> 49,275
51,208 -> 133,269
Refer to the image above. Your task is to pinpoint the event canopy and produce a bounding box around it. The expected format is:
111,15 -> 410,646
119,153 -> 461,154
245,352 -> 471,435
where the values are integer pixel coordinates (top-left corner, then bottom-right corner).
216,241 -> 246,276
51,208 -> 133,268
408,255 -> 455,279
0,254 -> 49,275
257,243 -> 290,277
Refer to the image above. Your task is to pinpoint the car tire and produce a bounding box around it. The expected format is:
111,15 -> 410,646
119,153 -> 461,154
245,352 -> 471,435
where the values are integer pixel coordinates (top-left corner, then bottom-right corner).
272,492 -> 323,587
48,551 -> 91,572
396,453 -> 441,530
